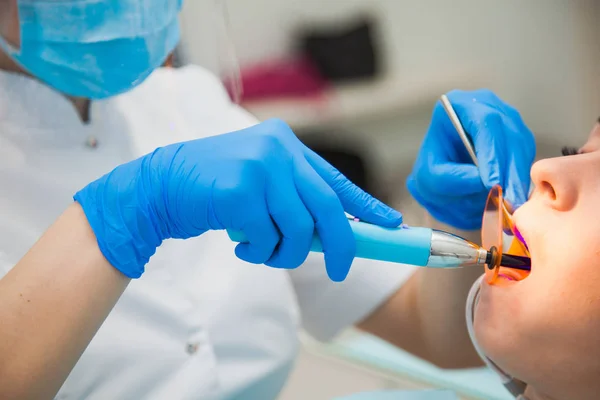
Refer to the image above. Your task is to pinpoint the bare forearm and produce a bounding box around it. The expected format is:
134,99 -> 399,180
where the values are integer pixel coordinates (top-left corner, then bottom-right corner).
0,203 -> 129,399
407,214 -> 482,368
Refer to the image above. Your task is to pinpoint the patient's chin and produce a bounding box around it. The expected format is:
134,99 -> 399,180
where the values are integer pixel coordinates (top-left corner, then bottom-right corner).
474,314 -> 522,376
474,285 -> 524,363
473,310 -> 498,354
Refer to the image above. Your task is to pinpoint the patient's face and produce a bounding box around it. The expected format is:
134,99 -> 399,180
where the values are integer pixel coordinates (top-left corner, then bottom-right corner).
475,123 -> 600,399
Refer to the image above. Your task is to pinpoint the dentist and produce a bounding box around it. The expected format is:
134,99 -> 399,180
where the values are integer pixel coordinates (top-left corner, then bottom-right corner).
0,0 -> 534,399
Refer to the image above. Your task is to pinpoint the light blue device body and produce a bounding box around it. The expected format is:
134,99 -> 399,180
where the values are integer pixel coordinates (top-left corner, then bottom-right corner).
226,219 -> 433,267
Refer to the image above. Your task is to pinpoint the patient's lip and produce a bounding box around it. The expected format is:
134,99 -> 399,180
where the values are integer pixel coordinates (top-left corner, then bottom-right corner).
513,225 -> 529,251
496,266 -> 530,283
497,273 -> 516,281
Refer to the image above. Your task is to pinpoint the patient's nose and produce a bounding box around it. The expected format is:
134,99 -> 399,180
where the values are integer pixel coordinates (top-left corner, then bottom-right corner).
530,157 -> 578,212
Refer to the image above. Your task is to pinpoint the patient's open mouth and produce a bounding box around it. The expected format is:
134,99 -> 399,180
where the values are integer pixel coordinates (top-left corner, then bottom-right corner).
499,253 -> 530,271
497,267 -> 528,281
497,272 -> 516,281
493,223 -> 532,283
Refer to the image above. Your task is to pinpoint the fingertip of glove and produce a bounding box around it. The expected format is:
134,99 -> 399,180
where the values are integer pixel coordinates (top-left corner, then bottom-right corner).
235,243 -> 268,265
234,244 -> 250,263
327,266 -> 349,282
406,175 -> 418,196
361,203 -> 403,228
382,209 -> 403,227
323,251 -> 353,282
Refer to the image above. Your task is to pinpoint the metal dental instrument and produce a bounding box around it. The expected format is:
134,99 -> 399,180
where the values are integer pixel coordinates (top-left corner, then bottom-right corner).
440,94 -> 478,165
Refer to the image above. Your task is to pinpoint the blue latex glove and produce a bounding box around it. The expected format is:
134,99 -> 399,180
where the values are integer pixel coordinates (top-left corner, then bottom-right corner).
75,119 -> 402,281
407,89 -> 536,230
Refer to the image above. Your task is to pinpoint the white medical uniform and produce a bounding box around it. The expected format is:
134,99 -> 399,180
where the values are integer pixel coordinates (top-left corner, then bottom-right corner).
0,66 -> 416,400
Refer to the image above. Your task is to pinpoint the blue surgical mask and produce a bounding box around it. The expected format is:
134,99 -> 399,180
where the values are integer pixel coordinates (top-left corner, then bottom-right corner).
0,0 -> 183,99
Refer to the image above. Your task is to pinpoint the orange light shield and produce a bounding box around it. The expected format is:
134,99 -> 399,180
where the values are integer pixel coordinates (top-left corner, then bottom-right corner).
482,185 -> 530,284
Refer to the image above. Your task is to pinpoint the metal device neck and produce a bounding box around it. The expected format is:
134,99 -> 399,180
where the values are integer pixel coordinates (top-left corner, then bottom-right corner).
427,229 -> 488,268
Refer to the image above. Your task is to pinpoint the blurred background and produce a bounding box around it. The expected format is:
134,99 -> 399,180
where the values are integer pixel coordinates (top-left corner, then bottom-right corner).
176,1 -> 600,399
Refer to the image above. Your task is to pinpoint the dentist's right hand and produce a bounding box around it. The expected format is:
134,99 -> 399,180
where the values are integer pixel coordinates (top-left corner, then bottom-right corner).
75,119 -> 402,282
407,89 -> 536,230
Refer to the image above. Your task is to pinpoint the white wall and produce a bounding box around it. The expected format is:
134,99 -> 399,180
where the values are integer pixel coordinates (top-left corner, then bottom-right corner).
181,0 -> 599,146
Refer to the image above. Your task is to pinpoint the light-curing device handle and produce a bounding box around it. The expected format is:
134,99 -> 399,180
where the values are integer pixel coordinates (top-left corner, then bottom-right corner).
226,219 -> 433,267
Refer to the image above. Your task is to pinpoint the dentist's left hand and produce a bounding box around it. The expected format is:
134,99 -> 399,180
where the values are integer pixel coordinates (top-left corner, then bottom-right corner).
75,119 -> 402,282
406,89 -> 535,230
